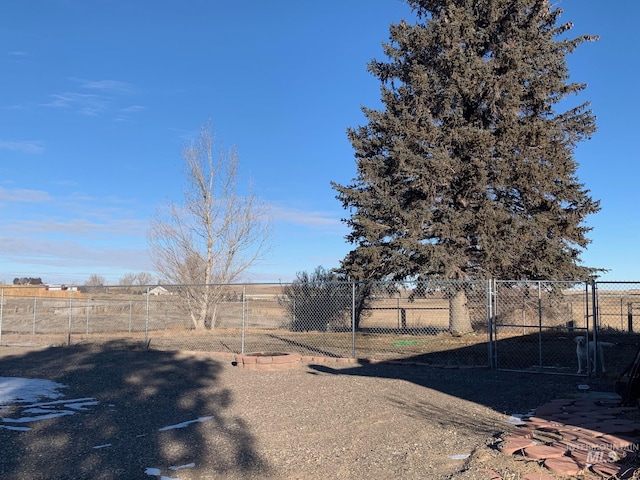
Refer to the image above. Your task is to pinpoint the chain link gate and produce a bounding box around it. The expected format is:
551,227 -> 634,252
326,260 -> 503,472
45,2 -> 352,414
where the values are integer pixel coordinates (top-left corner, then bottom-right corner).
591,281 -> 640,379
489,280 -> 591,374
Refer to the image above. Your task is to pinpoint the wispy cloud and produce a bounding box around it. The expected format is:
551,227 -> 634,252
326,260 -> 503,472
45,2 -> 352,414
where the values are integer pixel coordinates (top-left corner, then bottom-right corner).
0,188 -> 153,281
8,51 -> 28,57
41,92 -> 108,116
0,104 -> 26,110
41,78 -> 143,118
0,139 -> 44,154
0,236 -> 152,281
12,191 -> 146,237
269,204 -> 344,230
6,217 -> 147,238
121,105 -> 145,113
74,78 -> 134,94
0,187 -> 51,202
0,187 -> 148,235
115,104 -> 147,122
5,51 -> 29,64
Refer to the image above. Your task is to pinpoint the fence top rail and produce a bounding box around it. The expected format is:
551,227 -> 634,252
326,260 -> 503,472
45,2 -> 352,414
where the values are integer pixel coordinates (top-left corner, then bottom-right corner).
494,280 -> 588,284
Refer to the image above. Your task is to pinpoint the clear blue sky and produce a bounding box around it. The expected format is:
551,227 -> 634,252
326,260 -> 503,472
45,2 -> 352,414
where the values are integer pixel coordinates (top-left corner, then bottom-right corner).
1,0 -> 638,285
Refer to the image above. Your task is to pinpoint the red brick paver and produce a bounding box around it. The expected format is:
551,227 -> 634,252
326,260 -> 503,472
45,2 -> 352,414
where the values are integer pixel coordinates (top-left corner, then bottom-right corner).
499,395 -> 639,478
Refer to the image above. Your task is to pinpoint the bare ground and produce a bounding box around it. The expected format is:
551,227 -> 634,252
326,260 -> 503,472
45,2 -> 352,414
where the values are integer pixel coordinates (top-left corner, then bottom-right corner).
0,342 -> 634,479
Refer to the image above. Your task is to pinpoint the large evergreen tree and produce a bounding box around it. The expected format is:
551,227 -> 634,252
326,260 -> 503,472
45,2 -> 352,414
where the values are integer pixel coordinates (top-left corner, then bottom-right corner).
333,0 -> 601,285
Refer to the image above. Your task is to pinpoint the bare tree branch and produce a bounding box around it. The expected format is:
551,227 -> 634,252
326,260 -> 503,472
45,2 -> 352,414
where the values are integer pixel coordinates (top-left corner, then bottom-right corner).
148,121 -> 271,329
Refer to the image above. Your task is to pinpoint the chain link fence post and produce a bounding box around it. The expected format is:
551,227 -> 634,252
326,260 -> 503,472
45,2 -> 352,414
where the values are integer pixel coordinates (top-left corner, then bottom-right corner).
33,296 -> 37,335
537,281 -> 543,373
0,286 -> 4,346
67,289 -> 72,346
590,278 -> 598,378
351,281 -> 356,359
487,279 -> 494,369
241,284 -> 246,354
145,286 -> 150,346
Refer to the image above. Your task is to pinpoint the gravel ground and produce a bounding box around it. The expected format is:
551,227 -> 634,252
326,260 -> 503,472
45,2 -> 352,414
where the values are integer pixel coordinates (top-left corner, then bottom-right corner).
0,343 -> 625,479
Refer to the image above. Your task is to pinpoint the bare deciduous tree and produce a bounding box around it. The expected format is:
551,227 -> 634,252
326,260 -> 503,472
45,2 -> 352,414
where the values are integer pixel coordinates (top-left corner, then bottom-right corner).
135,271 -> 154,286
118,272 -> 155,293
84,274 -> 107,287
148,122 -> 271,330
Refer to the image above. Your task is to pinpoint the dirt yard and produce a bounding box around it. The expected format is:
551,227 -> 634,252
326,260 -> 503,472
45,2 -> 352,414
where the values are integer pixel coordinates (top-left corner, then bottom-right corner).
1,342 -> 637,479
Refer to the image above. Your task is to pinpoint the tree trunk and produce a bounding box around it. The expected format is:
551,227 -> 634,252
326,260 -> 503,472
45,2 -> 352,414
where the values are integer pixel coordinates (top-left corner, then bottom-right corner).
449,289 -> 473,336
193,310 -> 207,330
189,308 -> 206,330
194,288 -> 208,330
208,303 -> 219,331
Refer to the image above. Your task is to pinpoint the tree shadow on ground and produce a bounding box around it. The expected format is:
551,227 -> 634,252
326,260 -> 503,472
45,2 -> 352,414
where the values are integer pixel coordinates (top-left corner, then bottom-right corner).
348,329 -> 636,378
308,330 -> 640,414
310,360 -> 583,416
266,334 -> 344,357
308,333 -> 640,478
0,341 -> 268,480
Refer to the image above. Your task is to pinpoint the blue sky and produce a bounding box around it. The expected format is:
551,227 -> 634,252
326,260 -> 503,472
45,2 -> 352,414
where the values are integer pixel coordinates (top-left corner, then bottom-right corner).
1,1 -> 638,285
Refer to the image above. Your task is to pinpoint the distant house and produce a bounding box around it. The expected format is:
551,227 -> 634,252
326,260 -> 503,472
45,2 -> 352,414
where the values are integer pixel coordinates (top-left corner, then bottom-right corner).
45,284 -> 80,292
148,286 -> 170,296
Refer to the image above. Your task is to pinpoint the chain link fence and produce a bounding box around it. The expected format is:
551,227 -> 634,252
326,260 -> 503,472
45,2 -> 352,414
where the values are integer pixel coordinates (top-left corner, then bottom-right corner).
1,281 -> 639,377
490,281 -> 590,374
0,282 -> 490,366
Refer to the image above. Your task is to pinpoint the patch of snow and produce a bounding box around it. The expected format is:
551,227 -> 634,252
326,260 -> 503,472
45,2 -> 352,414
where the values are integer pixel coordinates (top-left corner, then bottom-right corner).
159,416 -> 213,431
0,379 -> 97,431
23,407 -> 56,414
449,453 -> 470,460
93,443 -> 112,449
0,377 -> 67,405
26,397 -> 94,408
3,411 -> 75,422
506,414 -> 527,425
0,425 -> 31,431
65,401 -> 99,410
144,467 -> 179,480
169,463 -> 195,470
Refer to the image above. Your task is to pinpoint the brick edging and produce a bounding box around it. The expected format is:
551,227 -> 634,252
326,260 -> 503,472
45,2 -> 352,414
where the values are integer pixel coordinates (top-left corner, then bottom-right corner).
228,352 -> 487,371
234,352 -> 302,371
